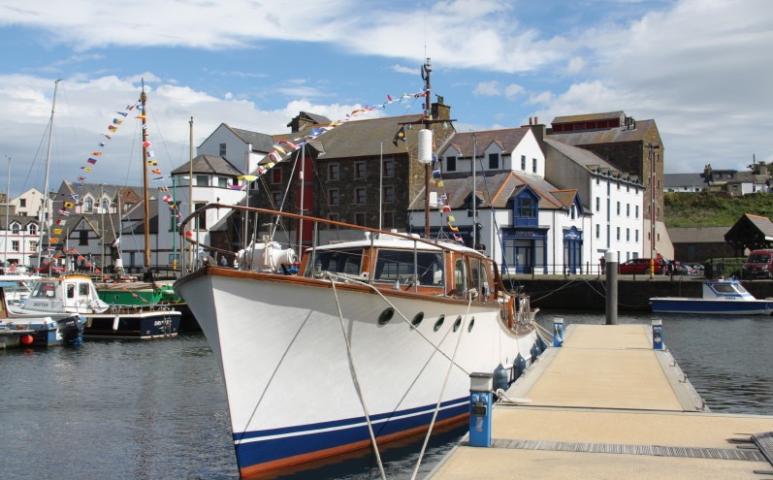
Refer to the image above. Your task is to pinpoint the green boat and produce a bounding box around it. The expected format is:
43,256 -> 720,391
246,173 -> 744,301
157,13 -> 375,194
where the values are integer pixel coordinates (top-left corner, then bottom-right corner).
96,282 -> 182,307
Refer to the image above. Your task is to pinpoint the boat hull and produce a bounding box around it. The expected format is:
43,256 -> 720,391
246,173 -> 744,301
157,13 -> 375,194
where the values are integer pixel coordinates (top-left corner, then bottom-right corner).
83,310 -> 181,339
176,269 -> 542,477
0,315 -> 84,348
650,298 -> 773,315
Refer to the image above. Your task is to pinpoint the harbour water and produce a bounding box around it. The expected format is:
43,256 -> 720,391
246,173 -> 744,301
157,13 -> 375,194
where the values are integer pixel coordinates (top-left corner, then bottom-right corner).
1,312 -> 771,479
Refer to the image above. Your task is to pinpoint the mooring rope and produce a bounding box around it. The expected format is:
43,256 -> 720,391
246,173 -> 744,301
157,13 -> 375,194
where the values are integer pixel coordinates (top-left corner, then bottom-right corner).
328,277 -> 387,480
409,290 -> 474,480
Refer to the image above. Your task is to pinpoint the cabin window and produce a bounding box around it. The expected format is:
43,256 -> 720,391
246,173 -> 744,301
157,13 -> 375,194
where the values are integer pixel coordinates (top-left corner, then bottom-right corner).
218,177 -> 228,188
469,257 -> 489,298
32,282 -> 56,298
374,249 -> 444,286
66,284 -> 75,299
311,249 -> 362,276
79,283 -> 90,296
196,175 -> 209,187
712,284 -> 737,294
454,259 -> 467,295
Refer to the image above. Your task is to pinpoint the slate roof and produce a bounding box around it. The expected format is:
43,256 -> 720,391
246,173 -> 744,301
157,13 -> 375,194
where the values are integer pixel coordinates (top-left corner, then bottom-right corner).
0,215 -> 40,230
226,125 -> 275,153
171,154 -> 243,176
548,119 -> 657,145
288,111 -> 331,126
552,111 -> 625,124
744,213 -> 773,239
442,128 -> 530,157
408,171 -> 566,211
664,173 -> 705,188
668,226 -> 729,244
310,114 -> 425,160
543,137 -> 618,173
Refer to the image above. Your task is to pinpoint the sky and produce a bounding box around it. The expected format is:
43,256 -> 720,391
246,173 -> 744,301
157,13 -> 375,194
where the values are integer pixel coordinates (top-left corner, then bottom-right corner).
0,0 -> 771,196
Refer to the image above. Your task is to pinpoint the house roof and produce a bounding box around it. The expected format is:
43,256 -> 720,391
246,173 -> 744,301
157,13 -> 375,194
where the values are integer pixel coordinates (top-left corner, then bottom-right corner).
408,171 -> 566,211
543,137 -> 619,173
548,119 -> 657,145
664,173 -> 705,188
550,189 -> 579,208
744,213 -> 773,238
727,171 -> 770,184
171,154 -> 243,176
0,215 -> 40,230
551,111 -> 626,124
442,128 -> 530,157
226,124 -> 275,153
286,111 -> 331,127
310,114 -> 426,160
668,226 -> 729,244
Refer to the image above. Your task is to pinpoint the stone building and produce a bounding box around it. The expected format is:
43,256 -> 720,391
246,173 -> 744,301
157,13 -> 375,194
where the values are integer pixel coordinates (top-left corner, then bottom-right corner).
547,111 -> 673,259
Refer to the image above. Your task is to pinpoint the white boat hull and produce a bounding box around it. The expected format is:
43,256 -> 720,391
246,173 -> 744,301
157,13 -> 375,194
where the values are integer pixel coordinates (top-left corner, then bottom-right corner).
177,269 -> 542,477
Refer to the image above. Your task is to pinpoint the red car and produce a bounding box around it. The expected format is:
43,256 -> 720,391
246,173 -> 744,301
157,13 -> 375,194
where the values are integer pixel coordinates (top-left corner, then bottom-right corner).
618,257 -> 665,274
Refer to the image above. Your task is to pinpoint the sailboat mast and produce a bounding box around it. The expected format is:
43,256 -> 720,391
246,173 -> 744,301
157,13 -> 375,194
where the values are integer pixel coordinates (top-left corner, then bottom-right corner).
4,156 -> 10,267
140,79 -> 151,273
39,79 -> 61,268
422,58 -> 432,239
188,116 -> 194,271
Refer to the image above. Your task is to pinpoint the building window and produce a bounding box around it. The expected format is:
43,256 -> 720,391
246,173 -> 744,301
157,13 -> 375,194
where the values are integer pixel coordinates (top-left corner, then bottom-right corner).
217,177 -> 228,188
384,159 -> 395,178
488,153 -> 499,169
626,228 -> 630,241
635,229 -> 639,242
19,199 -> 26,208
383,211 -> 394,228
446,156 -> 456,172
635,205 -> 639,218
327,163 -> 340,181
11,240 -> 19,251
383,185 -> 395,204
84,197 -> 94,212
272,191 -> 283,207
517,196 -> 536,217
219,143 -> 226,157
626,204 -> 630,217
596,177 -> 600,185
616,227 -> 620,241
194,202 -> 207,230
616,201 -> 620,215
595,197 -> 600,212
354,187 -> 367,205
328,213 -> 340,223
101,198 -> 110,212
532,158 -> 537,173
520,155 -> 526,170
354,212 -> 366,225
354,161 -> 367,179
626,185 -> 630,192
196,175 -> 209,187
28,223 -> 38,235
617,182 -> 620,190
595,224 -> 600,239
10,222 -> 20,234
570,205 -> 576,219
30,241 -> 37,251
328,189 -> 340,206
79,230 -> 88,246
271,169 -> 282,184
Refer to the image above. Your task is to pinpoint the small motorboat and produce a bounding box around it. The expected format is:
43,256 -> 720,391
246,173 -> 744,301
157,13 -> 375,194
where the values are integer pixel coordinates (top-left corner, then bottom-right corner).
0,284 -> 84,348
650,279 -> 773,315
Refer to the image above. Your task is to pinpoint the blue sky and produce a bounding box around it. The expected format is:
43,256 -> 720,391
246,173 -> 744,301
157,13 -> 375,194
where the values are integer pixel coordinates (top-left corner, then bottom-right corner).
0,0 -> 771,195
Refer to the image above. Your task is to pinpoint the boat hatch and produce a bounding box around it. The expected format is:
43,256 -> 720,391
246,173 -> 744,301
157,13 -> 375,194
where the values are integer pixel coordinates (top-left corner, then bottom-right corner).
704,281 -> 753,299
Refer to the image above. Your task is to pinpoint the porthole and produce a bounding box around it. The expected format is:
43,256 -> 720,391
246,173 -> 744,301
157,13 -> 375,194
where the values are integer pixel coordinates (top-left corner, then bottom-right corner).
411,312 -> 424,328
467,317 -> 475,332
433,314 -> 445,332
378,307 -> 394,325
453,315 -> 462,332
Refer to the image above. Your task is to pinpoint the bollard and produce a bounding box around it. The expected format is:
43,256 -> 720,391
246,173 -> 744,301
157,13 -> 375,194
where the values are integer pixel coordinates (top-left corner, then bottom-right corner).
652,319 -> 664,350
605,250 -> 618,325
552,318 -> 564,347
469,372 -> 493,447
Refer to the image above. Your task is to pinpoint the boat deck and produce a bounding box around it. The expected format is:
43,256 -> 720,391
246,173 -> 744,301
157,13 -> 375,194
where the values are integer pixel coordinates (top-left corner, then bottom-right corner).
429,324 -> 773,479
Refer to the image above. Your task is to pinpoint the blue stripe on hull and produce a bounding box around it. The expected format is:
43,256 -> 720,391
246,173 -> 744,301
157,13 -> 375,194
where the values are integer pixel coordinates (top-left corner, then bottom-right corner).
233,398 -> 468,469
651,299 -> 773,315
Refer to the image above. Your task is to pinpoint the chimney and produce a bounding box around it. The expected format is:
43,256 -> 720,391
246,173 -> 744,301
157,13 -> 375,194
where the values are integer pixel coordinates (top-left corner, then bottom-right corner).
522,117 -> 545,141
431,96 -> 450,120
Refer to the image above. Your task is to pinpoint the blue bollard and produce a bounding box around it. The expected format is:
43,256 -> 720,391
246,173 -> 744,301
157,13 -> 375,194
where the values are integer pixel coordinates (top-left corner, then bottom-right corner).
652,319 -> 664,350
469,372 -> 493,448
552,318 -> 564,347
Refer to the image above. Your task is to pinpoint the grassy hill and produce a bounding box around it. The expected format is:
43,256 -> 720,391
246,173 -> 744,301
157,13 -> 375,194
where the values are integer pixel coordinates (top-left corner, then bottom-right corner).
665,192 -> 773,227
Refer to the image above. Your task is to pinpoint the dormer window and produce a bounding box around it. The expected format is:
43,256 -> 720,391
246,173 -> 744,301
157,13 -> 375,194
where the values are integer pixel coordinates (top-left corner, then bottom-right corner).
488,153 -> 499,169
517,196 -> 537,218
28,223 -> 38,235
445,156 -> 456,172
84,197 -> 94,213
10,222 -> 20,234
101,198 -> 110,212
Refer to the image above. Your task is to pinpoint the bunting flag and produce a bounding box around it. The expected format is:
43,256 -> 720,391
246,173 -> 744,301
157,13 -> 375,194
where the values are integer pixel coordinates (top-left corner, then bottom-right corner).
63,201 -> 75,209
442,205 -> 452,214
117,111 -> 128,117
448,224 -> 460,233
143,140 -> 152,148
49,237 -> 61,244
81,166 -> 92,172
107,125 -> 118,131
70,194 -> 80,201
52,228 -> 63,235
58,209 -> 70,216
99,142 -> 106,147
91,151 -> 103,157
87,158 -> 98,165
112,118 -> 123,125
237,175 -> 257,182
55,219 -> 65,226
152,168 -> 162,174
432,169 -> 442,179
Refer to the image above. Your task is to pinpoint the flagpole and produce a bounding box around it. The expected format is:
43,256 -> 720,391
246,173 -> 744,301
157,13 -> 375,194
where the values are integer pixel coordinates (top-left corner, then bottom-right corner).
3,156 -> 10,269
140,79 -> 151,278
39,79 -> 60,269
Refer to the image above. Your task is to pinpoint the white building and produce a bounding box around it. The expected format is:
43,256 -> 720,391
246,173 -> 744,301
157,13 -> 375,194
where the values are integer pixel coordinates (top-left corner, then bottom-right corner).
10,187 -> 53,218
410,127 -> 592,274
543,137 -> 644,263
0,215 -> 40,267
663,173 -> 706,193
198,123 -> 275,176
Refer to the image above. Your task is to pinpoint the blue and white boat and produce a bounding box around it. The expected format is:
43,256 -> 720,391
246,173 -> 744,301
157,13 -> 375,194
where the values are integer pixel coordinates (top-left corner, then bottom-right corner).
0,283 -> 84,348
650,279 -> 773,315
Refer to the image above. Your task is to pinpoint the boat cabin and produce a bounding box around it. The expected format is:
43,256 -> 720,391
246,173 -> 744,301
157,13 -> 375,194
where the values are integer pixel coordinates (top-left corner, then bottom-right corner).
702,280 -> 755,300
24,275 -> 108,314
302,233 -> 498,303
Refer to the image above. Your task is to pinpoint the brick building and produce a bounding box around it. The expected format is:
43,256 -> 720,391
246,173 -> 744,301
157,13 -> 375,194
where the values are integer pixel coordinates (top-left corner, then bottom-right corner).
547,111 -> 673,258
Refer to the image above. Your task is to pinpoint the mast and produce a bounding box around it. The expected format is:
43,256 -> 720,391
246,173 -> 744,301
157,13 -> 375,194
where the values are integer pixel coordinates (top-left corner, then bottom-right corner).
3,156 -> 10,268
422,58 -> 432,239
39,79 -> 61,268
100,184 -> 105,278
472,133 -> 477,249
188,116 -> 194,271
140,79 -> 151,274
298,144 -> 306,254
379,142 -> 383,231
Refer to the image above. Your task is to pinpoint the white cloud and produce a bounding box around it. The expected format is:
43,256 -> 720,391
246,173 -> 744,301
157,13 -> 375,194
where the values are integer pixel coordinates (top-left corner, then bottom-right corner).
0,0 -> 572,73
0,72 -> 378,195
503,83 -> 524,99
566,56 -> 585,74
473,81 -> 500,96
391,64 -> 418,75
528,91 -> 553,105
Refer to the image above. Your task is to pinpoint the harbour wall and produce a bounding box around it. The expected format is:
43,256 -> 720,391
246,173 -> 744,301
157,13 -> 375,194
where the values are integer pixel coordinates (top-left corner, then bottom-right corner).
505,277 -> 773,312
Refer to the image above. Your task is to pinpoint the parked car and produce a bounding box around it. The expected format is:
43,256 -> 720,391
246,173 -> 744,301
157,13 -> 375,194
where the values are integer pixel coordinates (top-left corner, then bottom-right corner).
742,249 -> 773,279
618,257 -> 666,274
